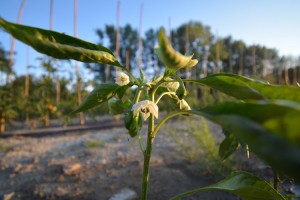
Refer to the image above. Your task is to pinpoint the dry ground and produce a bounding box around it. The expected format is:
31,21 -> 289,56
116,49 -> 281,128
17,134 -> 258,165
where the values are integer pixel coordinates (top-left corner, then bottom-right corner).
0,117 -> 276,200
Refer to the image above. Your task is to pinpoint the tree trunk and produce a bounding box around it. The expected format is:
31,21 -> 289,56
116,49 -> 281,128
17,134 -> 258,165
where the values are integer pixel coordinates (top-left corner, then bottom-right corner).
105,65 -> 111,82
239,46 -> 244,75
215,40 -> 220,73
74,0 -> 85,126
9,0 -> 26,71
126,50 -> 130,71
277,64 -> 282,85
0,113 -> 5,134
185,25 -> 190,80
252,47 -> 256,76
56,75 -> 60,105
45,111 -> 49,128
76,77 -> 85,125
285,63 -> 289,84
138,3 -> 144,71
25,48 -> 30,123
293,66 -> 297,85
203,51 -> 208,77
228,47 -> 232,73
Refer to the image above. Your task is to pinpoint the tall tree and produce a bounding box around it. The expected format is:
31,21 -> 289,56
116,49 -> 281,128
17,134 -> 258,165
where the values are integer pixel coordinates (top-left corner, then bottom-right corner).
0,43 -> 14,133
8,0 -> 26,73
0,43 -> 10,84
120,24 -> 138,71
209,38 -> 228,73
222,36 -> 233,73
74,0 -> 85,125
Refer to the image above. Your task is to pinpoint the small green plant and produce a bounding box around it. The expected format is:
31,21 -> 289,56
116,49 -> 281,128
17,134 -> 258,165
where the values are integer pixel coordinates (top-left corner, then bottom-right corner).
1,17 -> 300,200
167,116 -> 230,176
86,140 -> 104,148
0,143 -> 12,153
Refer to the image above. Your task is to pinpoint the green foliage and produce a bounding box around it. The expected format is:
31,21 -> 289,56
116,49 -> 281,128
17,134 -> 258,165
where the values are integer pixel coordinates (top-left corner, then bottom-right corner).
167,117 -> 227,175
72,84 -> 129,113
219,130 -> 240,161
0,86 -> 18,122
86,140 -> 104,148
171,171 -> 285,200
0,18 -> 122,68
1,17 -> 298,199
0,143 -> 12,153
189,73 -> 300,102
185,101 -> 300,182
201,101 -> 300,146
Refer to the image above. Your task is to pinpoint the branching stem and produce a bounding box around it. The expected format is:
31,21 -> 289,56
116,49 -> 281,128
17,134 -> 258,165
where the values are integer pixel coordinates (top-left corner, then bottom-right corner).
155,92 -> 176,104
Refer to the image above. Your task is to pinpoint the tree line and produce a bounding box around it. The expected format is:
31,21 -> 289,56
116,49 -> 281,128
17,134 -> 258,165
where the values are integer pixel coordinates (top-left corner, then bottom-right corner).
0,20 -> 299,132
88,21 -> 300,85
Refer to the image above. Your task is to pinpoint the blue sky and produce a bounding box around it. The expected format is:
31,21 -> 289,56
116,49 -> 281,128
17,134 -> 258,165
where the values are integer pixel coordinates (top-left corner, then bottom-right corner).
0,0 -> 300,77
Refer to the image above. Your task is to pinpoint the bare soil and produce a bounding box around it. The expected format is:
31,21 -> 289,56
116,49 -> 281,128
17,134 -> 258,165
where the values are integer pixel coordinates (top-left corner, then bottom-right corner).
0,117 -> 272,200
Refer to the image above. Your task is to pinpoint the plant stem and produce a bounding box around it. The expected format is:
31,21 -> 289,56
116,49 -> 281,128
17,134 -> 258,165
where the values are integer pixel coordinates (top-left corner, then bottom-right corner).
273,169 -> 280,190
151,110 -> 190,137
150,78 -> 165,100
155,92 -> 176,104
141,114 -> 154,200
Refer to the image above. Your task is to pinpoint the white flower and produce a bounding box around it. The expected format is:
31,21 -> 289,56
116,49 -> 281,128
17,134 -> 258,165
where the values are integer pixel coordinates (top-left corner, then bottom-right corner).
179,99 -> 191,110
131,100 -> 158,121
115,71 -> 130,86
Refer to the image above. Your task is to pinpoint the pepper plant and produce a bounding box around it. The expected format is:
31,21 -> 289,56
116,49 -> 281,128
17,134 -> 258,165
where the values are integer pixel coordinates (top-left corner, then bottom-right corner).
1,18 -> 300,199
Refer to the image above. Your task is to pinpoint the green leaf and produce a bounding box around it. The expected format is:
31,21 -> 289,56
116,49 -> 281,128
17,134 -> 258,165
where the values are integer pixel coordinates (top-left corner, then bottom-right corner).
0,18 -> 123,67
202,101 -> 300,146
155,28 -> 197,74
108,98 -> 131,115
72,84 -> 129,113
171,171 -> 285,200
219,130 -> 240,161
186,101 -> 300,181
187,73 -> 300,102
230,74 -> 300,102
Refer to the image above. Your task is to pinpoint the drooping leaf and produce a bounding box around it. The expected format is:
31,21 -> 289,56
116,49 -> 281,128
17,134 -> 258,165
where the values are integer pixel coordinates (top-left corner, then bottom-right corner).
72,84 -> 129,113
219,130 -> 240,161
0,18 -> 123,68
171,171 -> 285,200
201,100 -> 300,146
155,28 -> 197,74
230,74 -> 300,102
185,101 -> 300,181
187,74 -> 300,102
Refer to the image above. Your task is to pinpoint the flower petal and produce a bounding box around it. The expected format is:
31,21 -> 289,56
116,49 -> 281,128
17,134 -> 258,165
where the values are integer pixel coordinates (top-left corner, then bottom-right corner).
147,101 -> 159,119
131,100 -> 159,120
131,102 -> 141,116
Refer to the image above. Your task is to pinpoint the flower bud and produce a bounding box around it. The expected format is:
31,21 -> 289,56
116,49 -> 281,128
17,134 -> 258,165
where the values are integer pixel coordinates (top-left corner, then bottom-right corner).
155,28 -> 198,75
115,71 -> 130,86
179,99 -> 191,111
124,109 -> 142,138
